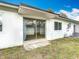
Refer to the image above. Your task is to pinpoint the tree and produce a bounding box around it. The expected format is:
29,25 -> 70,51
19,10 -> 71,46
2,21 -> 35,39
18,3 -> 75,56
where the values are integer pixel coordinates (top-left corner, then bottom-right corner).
47,8 -> 53,13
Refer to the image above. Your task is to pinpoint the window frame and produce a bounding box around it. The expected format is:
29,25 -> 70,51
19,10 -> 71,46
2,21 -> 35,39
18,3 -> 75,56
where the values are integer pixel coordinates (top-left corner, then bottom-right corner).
54,22 -> 62,30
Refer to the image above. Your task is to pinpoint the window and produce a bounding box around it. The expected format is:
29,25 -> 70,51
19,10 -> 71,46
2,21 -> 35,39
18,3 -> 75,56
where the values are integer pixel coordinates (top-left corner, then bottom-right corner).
0,21 -> 2,31
54,22 -> 62,30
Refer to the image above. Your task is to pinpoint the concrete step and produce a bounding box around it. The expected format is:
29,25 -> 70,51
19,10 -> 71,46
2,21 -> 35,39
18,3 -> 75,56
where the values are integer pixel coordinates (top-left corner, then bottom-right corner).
23,39 -> 50,51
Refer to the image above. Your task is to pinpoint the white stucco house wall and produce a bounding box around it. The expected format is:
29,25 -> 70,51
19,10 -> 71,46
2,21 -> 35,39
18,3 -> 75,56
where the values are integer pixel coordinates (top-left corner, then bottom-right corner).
0,2 -> 79,49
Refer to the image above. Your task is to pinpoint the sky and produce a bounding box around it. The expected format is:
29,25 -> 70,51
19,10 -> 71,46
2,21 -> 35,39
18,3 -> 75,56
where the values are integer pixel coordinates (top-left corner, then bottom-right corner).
1,0 -> 79,21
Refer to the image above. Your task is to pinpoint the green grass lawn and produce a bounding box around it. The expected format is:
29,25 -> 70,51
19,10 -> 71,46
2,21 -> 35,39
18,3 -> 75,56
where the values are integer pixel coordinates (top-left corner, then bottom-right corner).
0,38 -> 79,59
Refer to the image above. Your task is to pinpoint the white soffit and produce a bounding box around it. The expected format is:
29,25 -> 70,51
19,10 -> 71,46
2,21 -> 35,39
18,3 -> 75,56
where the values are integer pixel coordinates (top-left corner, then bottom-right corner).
18,6 -> 48,19
18,6 -> 57,19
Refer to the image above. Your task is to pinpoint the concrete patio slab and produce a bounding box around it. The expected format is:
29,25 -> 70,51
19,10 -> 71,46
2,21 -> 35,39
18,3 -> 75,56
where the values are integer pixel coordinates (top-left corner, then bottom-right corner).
23,39 -> 50,51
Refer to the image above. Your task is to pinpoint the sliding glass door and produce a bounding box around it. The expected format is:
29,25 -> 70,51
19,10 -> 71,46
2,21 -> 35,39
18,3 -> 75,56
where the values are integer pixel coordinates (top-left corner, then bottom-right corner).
23,18 -> 45,41
36,20 -> 45,38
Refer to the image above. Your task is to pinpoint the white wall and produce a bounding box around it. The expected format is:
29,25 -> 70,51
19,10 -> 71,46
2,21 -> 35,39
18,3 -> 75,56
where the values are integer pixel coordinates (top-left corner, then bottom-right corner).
75,24 -> 79,33
0,9 -> 76,49
0,10 -> 23,49
46,19 -> 74,40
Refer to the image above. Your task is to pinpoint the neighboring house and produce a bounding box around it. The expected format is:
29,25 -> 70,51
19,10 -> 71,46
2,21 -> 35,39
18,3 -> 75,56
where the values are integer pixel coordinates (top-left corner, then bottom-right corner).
0,2 -> 79,49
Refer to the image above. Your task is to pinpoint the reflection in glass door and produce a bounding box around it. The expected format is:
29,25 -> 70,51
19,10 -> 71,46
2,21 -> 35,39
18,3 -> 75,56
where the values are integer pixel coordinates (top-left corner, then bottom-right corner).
24,19 -> 45,40
36,20 -> 45,39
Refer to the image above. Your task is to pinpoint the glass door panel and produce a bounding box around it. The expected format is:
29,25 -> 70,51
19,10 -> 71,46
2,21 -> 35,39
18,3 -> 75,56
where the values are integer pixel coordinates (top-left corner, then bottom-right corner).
36,20 -> 45,38
26,20 -> 36,40
24,18 -> 45,40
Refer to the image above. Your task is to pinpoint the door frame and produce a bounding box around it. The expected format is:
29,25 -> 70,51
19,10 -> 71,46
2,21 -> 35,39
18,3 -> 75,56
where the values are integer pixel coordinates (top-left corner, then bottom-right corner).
23,17 -> 46,41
